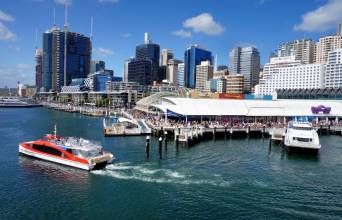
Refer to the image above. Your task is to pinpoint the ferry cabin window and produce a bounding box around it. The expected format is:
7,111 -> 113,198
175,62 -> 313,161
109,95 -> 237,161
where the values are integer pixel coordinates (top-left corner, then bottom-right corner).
32,144 -> 62,157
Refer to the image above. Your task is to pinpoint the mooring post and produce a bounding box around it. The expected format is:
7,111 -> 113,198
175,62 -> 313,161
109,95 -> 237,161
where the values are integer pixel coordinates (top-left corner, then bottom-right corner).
224,126 -> 227,140
213,126 -> 216,140
164,131 -> 168,150
176,134 -> 179,150
145,135 -> 150,158
158,136 -> 162,158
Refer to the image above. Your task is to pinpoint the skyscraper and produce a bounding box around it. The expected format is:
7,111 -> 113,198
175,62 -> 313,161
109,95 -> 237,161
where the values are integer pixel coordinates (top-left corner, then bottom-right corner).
277,39 -> 314,64
90,60 -> 105,74
167,59 -> 183,85
161,49 -> 174,66
124,58 -> 133,82
127,59 -> 152,86
195,60 -> 213,92
35,48 -> 43,90
338,21 -> 342,36
184,45 -> 212,89
42,27 -> 91,92
177,63 -> 185,87
229,46 -> 260,92
135,33 -> 160,82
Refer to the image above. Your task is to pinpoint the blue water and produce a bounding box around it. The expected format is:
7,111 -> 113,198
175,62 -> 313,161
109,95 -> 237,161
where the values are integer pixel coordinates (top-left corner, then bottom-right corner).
1,108 -> 342,219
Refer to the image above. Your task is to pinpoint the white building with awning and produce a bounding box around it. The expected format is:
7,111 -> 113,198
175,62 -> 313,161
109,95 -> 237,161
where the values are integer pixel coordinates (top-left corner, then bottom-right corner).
149,97 -> 342,118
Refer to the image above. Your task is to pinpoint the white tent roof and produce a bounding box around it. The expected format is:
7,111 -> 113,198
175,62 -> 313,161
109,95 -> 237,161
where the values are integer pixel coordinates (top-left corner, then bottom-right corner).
151,97 -> 342,117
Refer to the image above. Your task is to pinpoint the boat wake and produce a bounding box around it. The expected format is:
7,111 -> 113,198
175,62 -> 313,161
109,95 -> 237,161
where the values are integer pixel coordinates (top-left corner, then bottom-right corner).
92,162 -> 231,187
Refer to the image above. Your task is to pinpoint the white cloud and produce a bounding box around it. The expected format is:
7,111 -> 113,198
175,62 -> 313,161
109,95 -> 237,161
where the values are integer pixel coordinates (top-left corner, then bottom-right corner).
172,29 -> 192,38
122,33 -> 131,38
98,0 -> 119,3
0,22 -> 16,41
54,0 -> 71,5
0,10 -> 14,22
294,0 -> 342,32
0,64 -> 34,87
183,13 -> 224,36
94,47 -> 115,57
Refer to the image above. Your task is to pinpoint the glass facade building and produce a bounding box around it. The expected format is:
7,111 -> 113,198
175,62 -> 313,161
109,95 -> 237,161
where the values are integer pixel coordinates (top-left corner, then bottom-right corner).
184,45 -> 212,89
42,27 -> 91,92
90,60 -> 105,74
127,59 -> 152,86
136,43 -> 160,82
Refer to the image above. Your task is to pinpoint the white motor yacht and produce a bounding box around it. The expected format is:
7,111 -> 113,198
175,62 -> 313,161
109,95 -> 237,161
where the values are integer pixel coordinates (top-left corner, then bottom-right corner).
284,121 -> 321,151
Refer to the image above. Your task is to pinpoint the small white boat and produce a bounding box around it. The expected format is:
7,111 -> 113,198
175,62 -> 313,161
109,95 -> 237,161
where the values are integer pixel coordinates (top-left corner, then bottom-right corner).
103,116 -> 142,136
284,121 -> 321,151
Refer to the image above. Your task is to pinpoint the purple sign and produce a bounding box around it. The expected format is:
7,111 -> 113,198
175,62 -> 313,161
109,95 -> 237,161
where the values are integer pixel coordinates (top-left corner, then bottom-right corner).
311,105 -> 331,114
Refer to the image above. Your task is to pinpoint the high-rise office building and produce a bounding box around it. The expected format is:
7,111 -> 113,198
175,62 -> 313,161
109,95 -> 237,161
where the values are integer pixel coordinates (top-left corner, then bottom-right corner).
315,35 -> 342,63
229,46 -> 260,92
217,65 -> 228,71
184,44 -> 212,89
135,33 -> 160,83
35,48 -> 43,89
177,63 -> 185,87
161,49 -> 174,66
42,27 -> 91,92
127,59 -> 152,86
90,60 -> 105,74
167,59 -> 183,85
195,60 -> 213,92
226,74 -> 244,94
278,39 -> 314,64
124,58 -> 133,82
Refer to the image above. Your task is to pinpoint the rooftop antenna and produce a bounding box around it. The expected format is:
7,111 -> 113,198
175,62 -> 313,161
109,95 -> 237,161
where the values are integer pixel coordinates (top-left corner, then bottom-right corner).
53,7 -> 56,27
35,28 -> 38,49
63,0 -> 69,87
90,16 -> 93,41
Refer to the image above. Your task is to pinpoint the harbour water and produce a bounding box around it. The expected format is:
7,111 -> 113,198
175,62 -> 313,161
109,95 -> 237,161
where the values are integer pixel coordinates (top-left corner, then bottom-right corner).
1,108 -> 342,219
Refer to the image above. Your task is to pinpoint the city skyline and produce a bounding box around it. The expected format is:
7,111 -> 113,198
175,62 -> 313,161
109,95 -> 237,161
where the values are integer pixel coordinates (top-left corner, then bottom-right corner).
1,0 -> 342,87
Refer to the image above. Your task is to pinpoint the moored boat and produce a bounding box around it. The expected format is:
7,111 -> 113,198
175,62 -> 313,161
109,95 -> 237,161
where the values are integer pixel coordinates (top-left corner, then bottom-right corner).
284,121 -> 321,151
19,128 -> 114,171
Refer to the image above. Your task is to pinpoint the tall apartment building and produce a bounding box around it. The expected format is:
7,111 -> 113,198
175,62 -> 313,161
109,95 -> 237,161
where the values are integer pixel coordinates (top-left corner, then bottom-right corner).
161,49 -> 174,66
167,59 -> 183,85
177,63 -> 185,87
255,56 -> 325,95
226,74 -> 244,94
229,46 -> 260,93
325,48 -> 342,88
195,60 -> 213,92
184,44 -> 212,89
42,27 -> 91,92
278,39 -> 314,64
35,48 -> 43,89
315,35 -> 342,63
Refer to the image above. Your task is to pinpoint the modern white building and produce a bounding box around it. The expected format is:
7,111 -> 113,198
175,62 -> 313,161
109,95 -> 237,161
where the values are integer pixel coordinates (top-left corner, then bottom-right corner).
325,48 -> 342,88
255,56 -> 325,95
195,61 -> 213,92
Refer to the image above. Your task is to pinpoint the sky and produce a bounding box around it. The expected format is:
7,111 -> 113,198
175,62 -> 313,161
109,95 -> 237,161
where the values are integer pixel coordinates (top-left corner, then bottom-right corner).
1,0 -> 342,87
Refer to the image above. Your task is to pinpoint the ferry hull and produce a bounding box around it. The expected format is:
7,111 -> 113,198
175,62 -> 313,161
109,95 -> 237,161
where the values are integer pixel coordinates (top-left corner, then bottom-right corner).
19,144 -> 93,171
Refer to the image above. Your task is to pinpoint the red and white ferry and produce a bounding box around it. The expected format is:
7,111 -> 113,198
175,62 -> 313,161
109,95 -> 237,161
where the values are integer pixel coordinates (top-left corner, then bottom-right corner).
19,128 -> 114,171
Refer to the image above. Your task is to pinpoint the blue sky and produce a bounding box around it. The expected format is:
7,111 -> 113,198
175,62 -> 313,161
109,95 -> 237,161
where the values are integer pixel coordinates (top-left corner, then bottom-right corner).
0,0 -> 342,87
